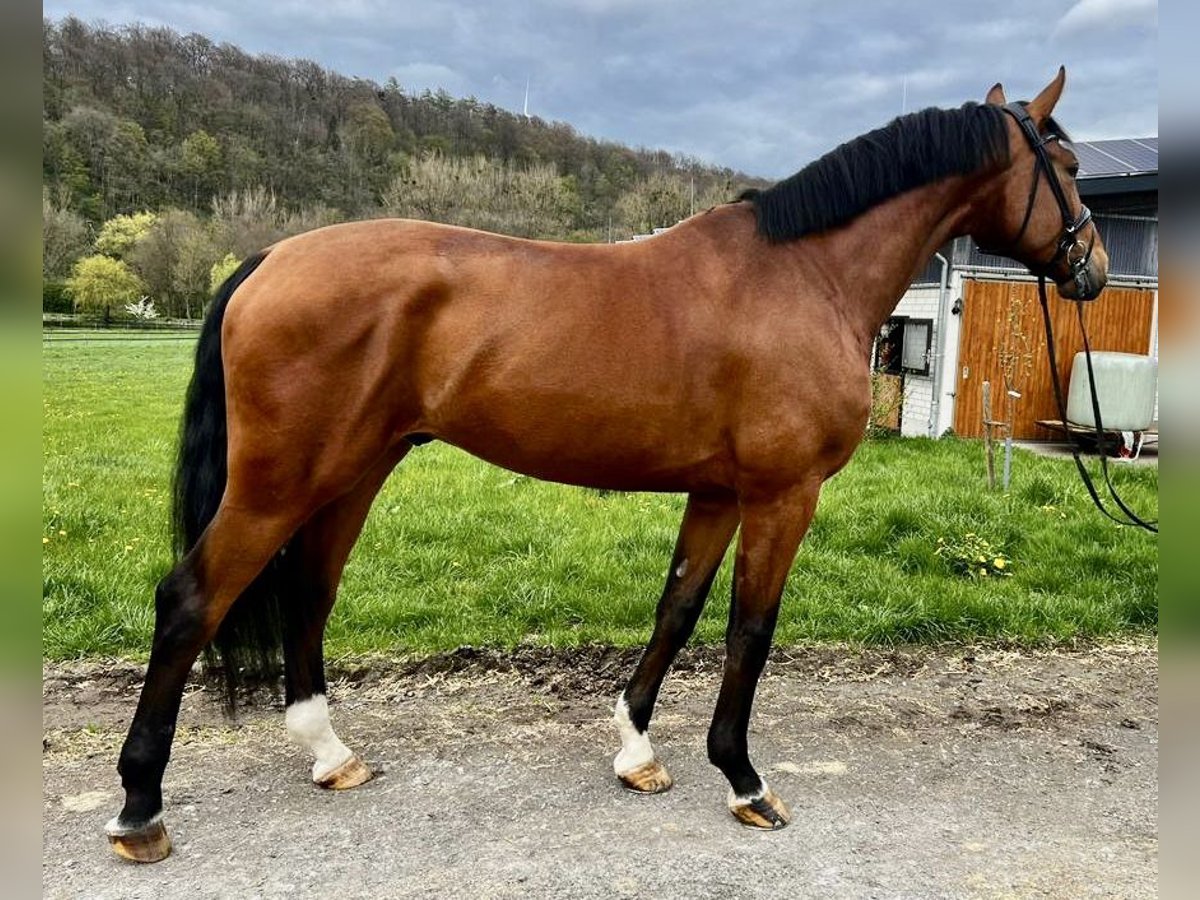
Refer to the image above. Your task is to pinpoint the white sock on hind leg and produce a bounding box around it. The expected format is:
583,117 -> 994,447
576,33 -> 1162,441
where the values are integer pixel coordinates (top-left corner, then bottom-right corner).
286,694 -> 354,782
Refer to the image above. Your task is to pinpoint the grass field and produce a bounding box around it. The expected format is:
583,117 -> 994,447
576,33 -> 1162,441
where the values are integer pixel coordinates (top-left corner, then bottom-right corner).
43,338 -> 1158,660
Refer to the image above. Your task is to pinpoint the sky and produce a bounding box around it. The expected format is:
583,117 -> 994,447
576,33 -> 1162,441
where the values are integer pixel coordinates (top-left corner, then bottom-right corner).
43,0 -> 1158,179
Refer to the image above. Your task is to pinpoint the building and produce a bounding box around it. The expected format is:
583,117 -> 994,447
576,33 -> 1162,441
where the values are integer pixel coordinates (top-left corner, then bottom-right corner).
881,136 -> 1158,440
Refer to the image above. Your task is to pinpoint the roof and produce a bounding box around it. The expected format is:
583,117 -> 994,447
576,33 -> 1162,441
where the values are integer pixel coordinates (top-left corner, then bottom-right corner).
1069,137 -> 1157,198
1072,137 -> 1158,178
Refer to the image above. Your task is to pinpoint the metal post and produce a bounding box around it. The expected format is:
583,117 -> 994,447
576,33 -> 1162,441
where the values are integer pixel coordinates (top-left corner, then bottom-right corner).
982,380 -> 995,489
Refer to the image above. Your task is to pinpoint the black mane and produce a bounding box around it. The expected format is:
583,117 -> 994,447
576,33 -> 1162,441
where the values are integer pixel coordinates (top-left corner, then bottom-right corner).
741,102 -> 1011,242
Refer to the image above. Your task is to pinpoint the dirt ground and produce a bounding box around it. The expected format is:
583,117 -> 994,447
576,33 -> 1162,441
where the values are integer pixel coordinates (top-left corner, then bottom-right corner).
43,643 -> 1158,899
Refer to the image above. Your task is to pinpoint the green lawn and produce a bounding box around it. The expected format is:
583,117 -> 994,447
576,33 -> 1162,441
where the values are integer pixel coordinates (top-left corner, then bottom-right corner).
43,338 -> 1158,660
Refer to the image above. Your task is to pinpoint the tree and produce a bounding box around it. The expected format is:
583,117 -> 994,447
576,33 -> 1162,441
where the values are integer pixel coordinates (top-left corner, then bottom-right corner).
181,129 -> 222,206
210,253 -> 241,293
210,186 -> 284,257
504,163 -> 578,238
344,102 -> 395,166
95,211 -> 157,258
172,220 -> 222,316
58,106 -> 152,219
43,188 -> 90,281
128,208 -> 219,318
614,172 -> 691,235
381,152 -> 464,223
66,255 -> 145,319
381,154 -> 577,238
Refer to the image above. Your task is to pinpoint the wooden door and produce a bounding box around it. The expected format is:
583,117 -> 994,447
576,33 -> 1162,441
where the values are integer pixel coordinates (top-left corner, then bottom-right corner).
953,280 -> 1154,439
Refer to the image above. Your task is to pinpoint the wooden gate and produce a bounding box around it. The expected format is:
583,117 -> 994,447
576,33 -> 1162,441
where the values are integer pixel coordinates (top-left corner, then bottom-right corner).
953,280 -> 1154,439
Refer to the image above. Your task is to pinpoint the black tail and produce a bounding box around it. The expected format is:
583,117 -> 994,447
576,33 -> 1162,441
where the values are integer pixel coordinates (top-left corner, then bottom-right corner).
172,250 -> 292,709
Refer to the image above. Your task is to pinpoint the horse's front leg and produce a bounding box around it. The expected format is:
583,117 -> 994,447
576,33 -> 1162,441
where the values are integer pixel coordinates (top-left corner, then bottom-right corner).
707,480 -> 820,829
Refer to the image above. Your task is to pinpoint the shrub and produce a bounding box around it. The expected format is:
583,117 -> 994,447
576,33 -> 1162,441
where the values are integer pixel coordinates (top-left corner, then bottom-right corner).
42,279 -> 72,313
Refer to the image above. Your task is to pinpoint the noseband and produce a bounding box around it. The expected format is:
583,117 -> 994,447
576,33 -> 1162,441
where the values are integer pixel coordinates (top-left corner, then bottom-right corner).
982,102 -> 1097,299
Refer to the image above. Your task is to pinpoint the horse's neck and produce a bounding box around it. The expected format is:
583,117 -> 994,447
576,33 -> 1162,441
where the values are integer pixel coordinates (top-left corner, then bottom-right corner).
790,175 -> 985,349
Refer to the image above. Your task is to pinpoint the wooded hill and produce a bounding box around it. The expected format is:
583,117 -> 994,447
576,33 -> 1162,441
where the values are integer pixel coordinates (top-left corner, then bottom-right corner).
43,17 -> 759,233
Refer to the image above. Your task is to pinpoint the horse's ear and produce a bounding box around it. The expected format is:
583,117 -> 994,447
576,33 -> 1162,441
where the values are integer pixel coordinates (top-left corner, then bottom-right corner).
1027,66 -> 1067,124
985,82 -> 1006,105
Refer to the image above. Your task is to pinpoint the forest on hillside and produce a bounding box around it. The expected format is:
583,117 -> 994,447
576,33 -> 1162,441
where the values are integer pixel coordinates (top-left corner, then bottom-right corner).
42,17 -> 763,318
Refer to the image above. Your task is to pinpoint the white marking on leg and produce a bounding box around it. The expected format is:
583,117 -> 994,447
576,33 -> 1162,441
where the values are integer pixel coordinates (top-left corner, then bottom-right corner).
675,558 -> 689,578
286,694 -> 354,782
728,776 -> 769,807
613,694 -> 656,776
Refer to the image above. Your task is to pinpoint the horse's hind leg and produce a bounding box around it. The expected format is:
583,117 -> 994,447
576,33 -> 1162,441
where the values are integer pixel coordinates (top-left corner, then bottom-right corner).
106,502 -> 308,862
707,480 -> 820,830
614,492 -> 739,792
283,445 -> 408,789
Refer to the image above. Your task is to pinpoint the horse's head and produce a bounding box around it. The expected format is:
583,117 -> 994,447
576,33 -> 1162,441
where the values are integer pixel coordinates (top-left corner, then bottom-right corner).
972,68 -> 1109,301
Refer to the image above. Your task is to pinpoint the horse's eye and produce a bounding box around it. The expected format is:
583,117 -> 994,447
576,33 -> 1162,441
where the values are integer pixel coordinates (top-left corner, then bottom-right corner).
1067,163 -> 1080,178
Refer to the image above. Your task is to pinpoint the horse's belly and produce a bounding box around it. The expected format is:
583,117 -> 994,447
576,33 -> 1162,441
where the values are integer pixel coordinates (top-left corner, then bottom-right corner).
429,401 -> 730,493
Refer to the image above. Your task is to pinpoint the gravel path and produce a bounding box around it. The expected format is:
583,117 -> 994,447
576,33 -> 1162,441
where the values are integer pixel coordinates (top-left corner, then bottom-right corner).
43,643 -> 1157,899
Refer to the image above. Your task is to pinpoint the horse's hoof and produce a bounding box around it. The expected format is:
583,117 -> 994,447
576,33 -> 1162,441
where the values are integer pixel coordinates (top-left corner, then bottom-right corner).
105,816 -> 171,863
728,786 -> 791,830
315,754 -> 373,790
617,758 -> 674,794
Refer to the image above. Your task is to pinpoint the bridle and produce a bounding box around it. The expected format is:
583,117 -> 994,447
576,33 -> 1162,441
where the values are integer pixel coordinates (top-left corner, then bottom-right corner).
981,102 -> 1156,533
980,102 -> 1097,300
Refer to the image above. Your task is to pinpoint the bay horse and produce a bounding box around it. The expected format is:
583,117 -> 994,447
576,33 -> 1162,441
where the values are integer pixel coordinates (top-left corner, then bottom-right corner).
107,69 -> 1107,862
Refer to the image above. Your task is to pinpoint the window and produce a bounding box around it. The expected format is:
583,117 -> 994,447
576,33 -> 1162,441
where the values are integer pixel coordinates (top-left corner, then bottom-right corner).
874,317 -> 932,376
901,318 -> 932,376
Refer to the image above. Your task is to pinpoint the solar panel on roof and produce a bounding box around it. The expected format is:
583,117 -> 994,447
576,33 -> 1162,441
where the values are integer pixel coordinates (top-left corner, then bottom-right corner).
1110,141 -> 1158,172
1073,145 -> 1126,177
1071,137 -> 1157,178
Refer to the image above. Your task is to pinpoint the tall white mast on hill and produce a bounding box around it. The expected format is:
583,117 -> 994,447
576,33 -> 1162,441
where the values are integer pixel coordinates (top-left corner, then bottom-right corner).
523,77 -> 530,119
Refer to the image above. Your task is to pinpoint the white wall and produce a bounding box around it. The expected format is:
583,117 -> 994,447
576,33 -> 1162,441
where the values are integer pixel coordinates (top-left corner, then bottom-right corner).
893,287 -> 938,436
892,277 -> 961,437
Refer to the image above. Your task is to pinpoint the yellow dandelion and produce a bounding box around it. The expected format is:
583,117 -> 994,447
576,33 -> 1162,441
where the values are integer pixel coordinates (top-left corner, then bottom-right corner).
58,529 -> 67,537
979,568 -> 988,577
42,536 -> 50,545
994,558 -> 1006,570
